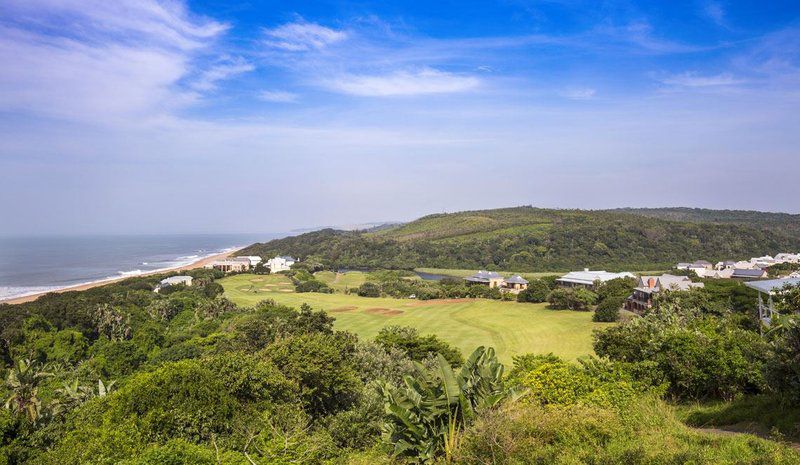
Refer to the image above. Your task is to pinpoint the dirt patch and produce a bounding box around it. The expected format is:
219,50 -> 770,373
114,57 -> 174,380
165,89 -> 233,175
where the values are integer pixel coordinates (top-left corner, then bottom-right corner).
278,289 -> 293,293
330,306 -> 358,312
365,307 -> 404,316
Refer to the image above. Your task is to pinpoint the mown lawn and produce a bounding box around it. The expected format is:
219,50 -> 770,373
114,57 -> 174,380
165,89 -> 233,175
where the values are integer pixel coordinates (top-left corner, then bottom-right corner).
313,270 -> 367,292
220,273 -> 605,363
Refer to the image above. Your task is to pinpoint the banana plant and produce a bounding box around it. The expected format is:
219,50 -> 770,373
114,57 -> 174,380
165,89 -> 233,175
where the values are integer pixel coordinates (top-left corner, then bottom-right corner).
378,346 -> 512,463
3,358 -> 53,424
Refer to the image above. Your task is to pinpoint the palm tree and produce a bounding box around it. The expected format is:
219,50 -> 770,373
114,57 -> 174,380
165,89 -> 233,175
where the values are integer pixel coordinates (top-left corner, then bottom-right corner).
4,358 -> 53,423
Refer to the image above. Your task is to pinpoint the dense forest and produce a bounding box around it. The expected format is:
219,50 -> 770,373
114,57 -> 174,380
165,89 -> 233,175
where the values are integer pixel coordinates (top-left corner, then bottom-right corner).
237,206 -> 800,271
2,268 -> 800,464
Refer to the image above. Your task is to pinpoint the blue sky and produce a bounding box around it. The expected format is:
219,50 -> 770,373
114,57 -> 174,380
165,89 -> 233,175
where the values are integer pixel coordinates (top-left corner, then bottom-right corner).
1,0 -> 799,234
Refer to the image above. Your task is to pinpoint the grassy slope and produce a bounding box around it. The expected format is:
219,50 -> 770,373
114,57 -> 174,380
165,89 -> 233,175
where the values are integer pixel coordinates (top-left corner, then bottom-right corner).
220,273 -> 603,363
313,270 -> 367,292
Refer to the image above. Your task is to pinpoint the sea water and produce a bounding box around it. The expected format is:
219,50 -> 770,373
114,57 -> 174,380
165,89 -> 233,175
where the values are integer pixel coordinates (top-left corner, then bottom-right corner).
0,233 -> 283,301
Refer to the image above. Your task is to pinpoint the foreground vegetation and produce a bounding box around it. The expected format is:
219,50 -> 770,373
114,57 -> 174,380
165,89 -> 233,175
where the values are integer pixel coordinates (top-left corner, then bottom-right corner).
1,266 -> 799,464
237,206 -> 800,271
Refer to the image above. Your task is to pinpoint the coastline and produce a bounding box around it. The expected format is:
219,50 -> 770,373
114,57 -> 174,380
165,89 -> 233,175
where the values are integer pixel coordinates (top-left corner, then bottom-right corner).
0,247 -> 242,305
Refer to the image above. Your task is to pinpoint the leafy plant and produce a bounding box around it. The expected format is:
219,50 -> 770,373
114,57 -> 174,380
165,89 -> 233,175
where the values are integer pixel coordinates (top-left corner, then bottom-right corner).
3,358 -> 53,424
377,346 -> 512,463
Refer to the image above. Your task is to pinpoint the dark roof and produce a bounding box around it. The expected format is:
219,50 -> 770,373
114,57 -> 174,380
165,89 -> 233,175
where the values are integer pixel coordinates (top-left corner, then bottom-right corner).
732,269 -> 767,277
505,275 -> 529,284
465,270 -> 503,283
694,260 -> 712,265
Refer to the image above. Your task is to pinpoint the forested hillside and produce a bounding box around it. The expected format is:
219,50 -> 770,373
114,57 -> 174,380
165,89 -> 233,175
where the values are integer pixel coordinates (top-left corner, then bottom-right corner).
237,206 -> 800,271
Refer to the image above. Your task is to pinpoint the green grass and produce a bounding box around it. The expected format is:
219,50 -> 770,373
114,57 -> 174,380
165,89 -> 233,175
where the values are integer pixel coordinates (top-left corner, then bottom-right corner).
676,395 -> 800,443
220,273 -> 605,363
313,270 -> 367,292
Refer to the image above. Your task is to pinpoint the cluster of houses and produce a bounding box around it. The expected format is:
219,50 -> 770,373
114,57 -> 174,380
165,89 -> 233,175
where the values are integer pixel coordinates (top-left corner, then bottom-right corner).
463,271 -> 530,293
677,252 -> 800,280
204,255 -> 297,274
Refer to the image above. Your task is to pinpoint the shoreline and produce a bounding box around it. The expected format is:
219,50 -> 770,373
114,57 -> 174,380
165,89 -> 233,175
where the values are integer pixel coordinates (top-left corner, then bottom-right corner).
0,247 -> 243,305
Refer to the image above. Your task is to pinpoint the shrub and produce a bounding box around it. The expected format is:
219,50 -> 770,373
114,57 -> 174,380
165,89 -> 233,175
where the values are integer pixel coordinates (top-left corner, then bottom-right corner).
356,282 -> 381,297
517,279 -> 550,303
593,298 -> 621,322
547,287 -> 597,310
375,326 -> 463,367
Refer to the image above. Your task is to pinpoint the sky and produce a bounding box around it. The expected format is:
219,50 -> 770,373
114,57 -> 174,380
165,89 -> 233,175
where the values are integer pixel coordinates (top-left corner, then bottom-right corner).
1,0 -> 799,235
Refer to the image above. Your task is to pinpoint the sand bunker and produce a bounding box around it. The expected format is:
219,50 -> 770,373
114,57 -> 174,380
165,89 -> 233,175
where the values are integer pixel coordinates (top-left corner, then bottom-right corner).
365,307 -> 404,316
330,306 -> 358,312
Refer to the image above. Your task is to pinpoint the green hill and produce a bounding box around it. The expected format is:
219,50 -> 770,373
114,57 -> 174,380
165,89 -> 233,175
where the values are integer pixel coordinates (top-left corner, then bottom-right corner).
237,206 -> 800,271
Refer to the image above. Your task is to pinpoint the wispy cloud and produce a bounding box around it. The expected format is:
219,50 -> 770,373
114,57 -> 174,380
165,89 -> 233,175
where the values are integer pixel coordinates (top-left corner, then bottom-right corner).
595,21 -> 707,54
258,90 -> 299,102
0,0 -> 230,123
324,68 -> 480,97
191,57 -> 254,92
263,21 -> 347,51
659,72 -> 746,88
703,2 -> 728,28
560,87 -> 596,100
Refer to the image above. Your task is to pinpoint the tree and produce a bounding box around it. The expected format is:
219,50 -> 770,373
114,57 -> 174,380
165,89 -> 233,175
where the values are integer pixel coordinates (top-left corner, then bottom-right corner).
356,282 -> 381,297
376,326 -> 463,367
516,280 -> 550,303
547,287 -> 597,311
593,298 -> 621,322
3,358 -> 53,423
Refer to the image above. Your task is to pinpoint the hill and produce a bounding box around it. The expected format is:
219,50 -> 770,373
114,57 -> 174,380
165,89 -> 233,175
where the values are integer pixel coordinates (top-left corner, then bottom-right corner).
237,206 -> 800,271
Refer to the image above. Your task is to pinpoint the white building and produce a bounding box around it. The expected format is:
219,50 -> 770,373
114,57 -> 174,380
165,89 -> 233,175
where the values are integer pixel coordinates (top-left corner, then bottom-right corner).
556,269 -> 635,290
155,275 -> 193,292
242,255 -> 262,267
266,255 -> 297,273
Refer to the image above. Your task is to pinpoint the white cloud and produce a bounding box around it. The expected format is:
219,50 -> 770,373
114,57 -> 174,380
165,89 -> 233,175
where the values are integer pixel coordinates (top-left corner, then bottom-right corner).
704,2 -> 727,27
191,57 -> 254,91
561,87 -> 596,100
0,0 -> 229,123
263,21 -> 346,51
324,68 -> 480,97
659,72 -> 745,88
258,90 -> 298,102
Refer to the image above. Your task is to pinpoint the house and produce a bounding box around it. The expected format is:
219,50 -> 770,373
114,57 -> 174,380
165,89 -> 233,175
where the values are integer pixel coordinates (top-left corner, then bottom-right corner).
205,259 -> 250,273
266,255 -> 296,273
242,255 -> 262,267
556,269 -> 635,290
750,255 -> 777,268
715,260 -> 737,271
693,260 -> 713,270
625,274 -> 704,313
731,268 -> 768,280
676,261 -> 712,273
775,253 -> 800,263
504,275 -> 529,293
155,275 -> 193,292
744,277 -> 800,326
734,260 -> 756,270
464,270 -> 505,288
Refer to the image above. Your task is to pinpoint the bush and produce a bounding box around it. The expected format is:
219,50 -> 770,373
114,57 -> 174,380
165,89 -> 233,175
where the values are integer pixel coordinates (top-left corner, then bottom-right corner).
375,326 -> 463,367
547,287 -> 597,310
294,279 -> 332,293
593,298 -> 621,322
356,282 -> 381,297
516,280 -> 550,303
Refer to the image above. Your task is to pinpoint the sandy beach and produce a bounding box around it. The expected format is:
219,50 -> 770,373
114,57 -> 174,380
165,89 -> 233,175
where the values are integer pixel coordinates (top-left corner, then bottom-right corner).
0,248 -> 242,305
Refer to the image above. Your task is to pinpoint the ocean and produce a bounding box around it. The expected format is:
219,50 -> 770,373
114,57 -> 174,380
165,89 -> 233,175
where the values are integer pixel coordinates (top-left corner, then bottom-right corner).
0,233 -> 284,301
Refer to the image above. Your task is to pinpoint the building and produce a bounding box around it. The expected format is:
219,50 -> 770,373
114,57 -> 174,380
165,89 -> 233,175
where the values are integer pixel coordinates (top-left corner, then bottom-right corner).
464,270 -> 505,288
556,269 -> 635,290
775,253 -> 800,263
504,275 -> 529,293
155,275 -> 193,292
625,274 -> 704,313
242,255 -> 262,267
676,261 -> 712,273
715,260 -> 737,271
731,268 -> 768,280
266,255 -> 297,273
744,277 -> 800,327
205,259 -> 250,273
